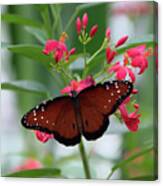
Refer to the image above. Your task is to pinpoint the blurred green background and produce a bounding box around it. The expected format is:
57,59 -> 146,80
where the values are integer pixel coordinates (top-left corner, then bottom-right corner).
1,2 -> 157,180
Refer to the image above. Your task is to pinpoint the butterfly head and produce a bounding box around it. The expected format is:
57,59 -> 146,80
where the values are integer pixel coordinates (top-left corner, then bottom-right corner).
71,90 -> 78,98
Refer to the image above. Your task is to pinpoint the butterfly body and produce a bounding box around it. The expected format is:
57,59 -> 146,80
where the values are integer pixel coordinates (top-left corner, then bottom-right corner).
21,80 -> 133,146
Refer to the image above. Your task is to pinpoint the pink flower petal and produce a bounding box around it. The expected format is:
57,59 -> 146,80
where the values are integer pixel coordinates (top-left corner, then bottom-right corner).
15,159 -> 42,171
42,40 -> 58,55
34,131 -> 54,143
119,102 -> 141,132
116,67 -> 127,80
127,45 -> 146,58
108,61 -> 121,73
60,76 -> 95,95
131,55 -> 148,74
127,67 -> 136,82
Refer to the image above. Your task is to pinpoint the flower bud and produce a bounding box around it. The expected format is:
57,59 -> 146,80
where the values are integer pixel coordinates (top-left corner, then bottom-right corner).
106,47 -> 116,63
69,48 -> 76,55
105,27 -> 111,39
82,13 -> 88,29
115,35 -> 128,48
76,17 -> 82,34
134,103 -> 140,109
89,24 -> 98,38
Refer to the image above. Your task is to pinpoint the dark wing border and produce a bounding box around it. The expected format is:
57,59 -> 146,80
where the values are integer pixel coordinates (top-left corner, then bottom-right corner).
78,80 -> 133,140
21,96 -> 81,146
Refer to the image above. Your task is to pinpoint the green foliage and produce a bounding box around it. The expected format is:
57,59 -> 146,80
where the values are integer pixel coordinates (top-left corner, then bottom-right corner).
5,168 -> 61,178
1,80 -> 49,96
2,13 -> 42,28
107,146 -> 154,179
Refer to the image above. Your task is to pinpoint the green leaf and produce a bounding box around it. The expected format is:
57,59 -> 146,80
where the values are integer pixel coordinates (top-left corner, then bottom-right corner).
2,13 -> 42,28
107,146 -> 154,179
77,2 -> 105,10
1,80 -> 49,96
5,168 -> 61,178
24,27 -> 47,44
7,44 -> 52,64
129,175 -> 157,181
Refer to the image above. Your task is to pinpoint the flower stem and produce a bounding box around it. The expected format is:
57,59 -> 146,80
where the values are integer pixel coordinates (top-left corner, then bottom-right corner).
83,44 -> 87,68
87,38 -> 108,65
79,139 -> 91,179
82,38 -> 108,78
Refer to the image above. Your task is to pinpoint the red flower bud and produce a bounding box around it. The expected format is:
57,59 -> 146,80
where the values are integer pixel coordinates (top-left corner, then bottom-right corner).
105,27 -> 111,39
76,17 -> 82,34
132,89 -> 139,94
82,13 -> 88,29
134,103 -> 140,109
115,35 -> 128,48
106,47 -> 116,63
69,48 -> 76,55
89,24 -> 98,38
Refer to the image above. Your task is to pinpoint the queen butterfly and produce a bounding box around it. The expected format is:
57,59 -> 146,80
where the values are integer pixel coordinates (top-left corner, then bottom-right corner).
21,80 -> 133,146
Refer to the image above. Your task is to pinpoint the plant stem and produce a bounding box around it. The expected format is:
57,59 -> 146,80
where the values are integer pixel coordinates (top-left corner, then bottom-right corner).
79,139 -> 91,179
83,44 -> 87,68
82,38 -> 108,78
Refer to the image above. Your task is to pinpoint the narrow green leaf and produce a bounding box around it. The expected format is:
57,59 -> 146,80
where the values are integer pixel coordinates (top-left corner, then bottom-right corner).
107,146 -> 153,179
24,27 -> 47,44
1,80 -> 48,96
5,168 -> 61,178
2,13 -> 42,28
7,44 -> 52,64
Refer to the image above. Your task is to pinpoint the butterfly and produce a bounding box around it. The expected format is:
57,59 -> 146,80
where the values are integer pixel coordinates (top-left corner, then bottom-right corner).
21,80 -> 133,146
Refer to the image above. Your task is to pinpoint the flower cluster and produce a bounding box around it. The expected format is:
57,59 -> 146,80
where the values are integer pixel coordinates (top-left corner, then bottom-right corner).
43,32 -> 76,63
61,75 -> 95,95
104,26 -> 152,132
76,13 -> 98,44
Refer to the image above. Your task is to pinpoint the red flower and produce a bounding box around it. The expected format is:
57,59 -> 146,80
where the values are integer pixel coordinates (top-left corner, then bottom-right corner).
115,35 -> 128,48
89,24 -> 98,38
119,103 -> 141,132
127,45 -> 146,58
106,47 -> 116,63
15,159 -> 42,171
61,76 -> 95,95
131,55 -> 148,74
126,45 -> 151,74
82,13 -> 88,29
106,27 -> 111,39
34,131 -> 53,143
76,17 -> 82,34
43,35 -> 75,63
108,62 -> 135,82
